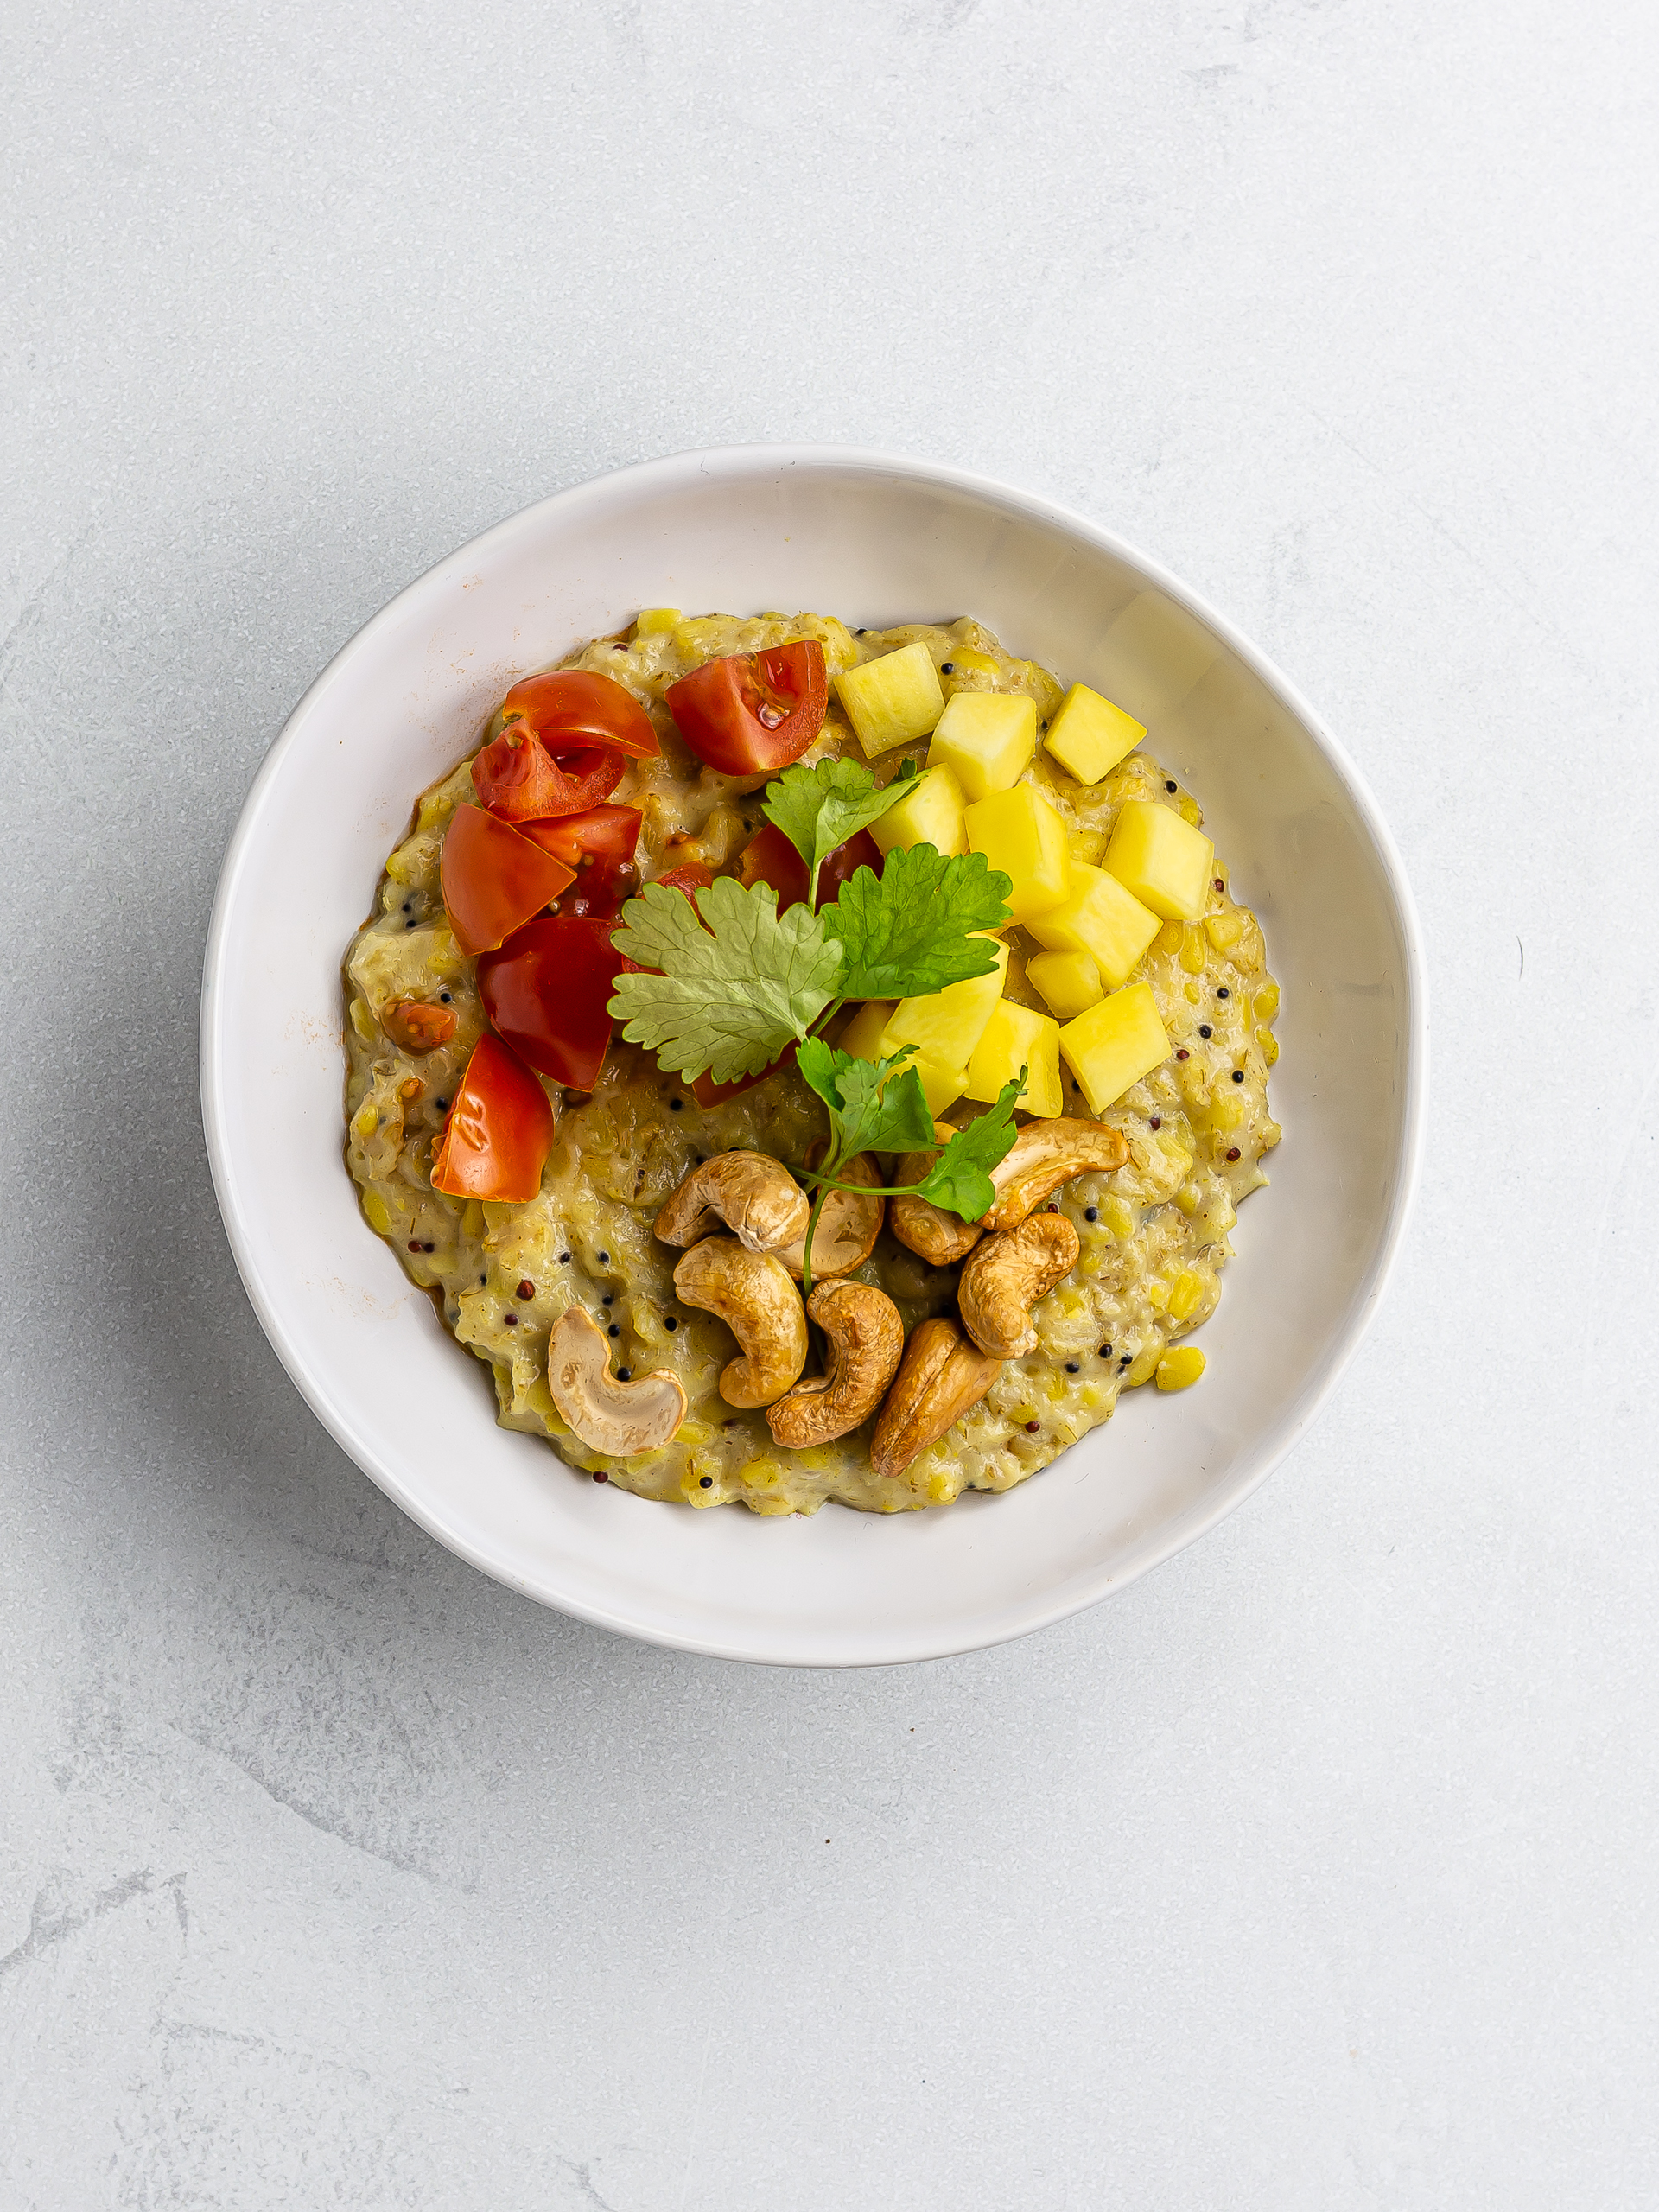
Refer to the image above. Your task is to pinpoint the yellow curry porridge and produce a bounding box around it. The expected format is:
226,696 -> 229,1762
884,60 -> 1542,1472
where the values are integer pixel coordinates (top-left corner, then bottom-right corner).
343,608 -> 1280,1515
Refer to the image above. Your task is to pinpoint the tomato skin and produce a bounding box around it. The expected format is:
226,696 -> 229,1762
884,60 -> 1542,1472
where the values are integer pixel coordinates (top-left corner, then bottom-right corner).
735,823 -> 883,911
653,861 -> 714,898
476,916 -> 620,1091
429,1033 -> 554,1203
439,803 -> 575,956
500,670 -> 660,760
690,1044 -> 798,1110
518,803 -> 644,918
473,725 -> 626,822
664,640 -> 827,775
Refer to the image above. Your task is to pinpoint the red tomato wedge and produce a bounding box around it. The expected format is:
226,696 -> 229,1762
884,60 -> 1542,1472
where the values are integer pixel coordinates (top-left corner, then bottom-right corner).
439,804 -> 575,957
500,669 -> 660,760
518,804 -> 643,919
664,640 -> 827,775
477,916 -> 620,1091
691,1045 -> 798,1110
429,1034 -> 554,1203
735,823 -> 884,911
653,861 -> 714,898
473,724 -> 626,823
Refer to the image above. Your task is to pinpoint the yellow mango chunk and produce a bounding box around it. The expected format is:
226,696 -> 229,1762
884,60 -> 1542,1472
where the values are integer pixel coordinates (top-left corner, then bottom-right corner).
1026,861 -> 1160,989
869,761 -> 967,859
967,999 -> 1064,1118
948,645 -> 1001,677
1026,949 -> 1103,1021
964,784 -> 1070,921
634,607 -> 681,633
927,691 -> 1037,802
880,938 -> 1008,1068
838,999 -> 895,1053
1103,801 -> 1215,922
913,1056 -> 967,1116
1043,683 -> 1146,786
835,641 -> 946,758
1058,982 -> 1172,1114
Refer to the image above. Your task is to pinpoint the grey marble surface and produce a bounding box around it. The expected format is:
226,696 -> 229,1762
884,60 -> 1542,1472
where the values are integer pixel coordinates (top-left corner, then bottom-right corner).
3,3 -> 1656,2205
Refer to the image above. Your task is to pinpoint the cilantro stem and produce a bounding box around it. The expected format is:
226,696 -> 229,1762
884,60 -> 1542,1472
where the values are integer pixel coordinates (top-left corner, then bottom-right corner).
797,1169 -> 965,1202
798,1180 -> 831,1300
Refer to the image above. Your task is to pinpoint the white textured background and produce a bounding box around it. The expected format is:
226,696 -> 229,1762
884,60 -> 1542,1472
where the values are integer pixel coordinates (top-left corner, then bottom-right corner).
3,2 -> 1656,2205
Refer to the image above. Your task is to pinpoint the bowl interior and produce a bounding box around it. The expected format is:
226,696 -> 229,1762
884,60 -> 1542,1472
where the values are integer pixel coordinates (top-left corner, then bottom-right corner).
202,448 -> 1421,1665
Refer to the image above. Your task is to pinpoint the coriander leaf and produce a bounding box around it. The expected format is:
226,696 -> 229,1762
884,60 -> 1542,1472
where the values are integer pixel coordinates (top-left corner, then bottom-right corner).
821,844 -> 1013,1001
916,1074 -> 1025,1221
797,1039 -> 937,1162
761,755 -> 929,902
608,876 -> 842,1085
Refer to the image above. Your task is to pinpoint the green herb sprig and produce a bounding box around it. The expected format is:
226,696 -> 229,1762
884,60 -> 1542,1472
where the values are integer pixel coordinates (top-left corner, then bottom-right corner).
791,1039 -> 1025,1294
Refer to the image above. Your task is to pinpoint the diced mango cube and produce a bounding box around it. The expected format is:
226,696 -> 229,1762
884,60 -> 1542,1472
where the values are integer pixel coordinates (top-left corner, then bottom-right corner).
913,1056 -> 967,1116
966,1000 -> 1064,1118
964,784 -> 1070,921
926,691 -> 1036,802
1058,982 -> 1172,1114
1043,683 -> 1146,785
838,999 -> 895,1055
880,938 -> 1008,1069
869,761 -> 967,859
835,641 -> 946,758
1025,861 -> 1160,989
1026,949 -> 1104,1021
1103,800 -> 1215,922
634,607 -> 681,633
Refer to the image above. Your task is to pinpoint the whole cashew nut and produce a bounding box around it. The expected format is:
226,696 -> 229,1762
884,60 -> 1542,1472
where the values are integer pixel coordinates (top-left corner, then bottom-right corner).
957,1212 -> 1081,1358
545,1306 -> 687,1454
777,1145 -> 885,1280
980,1117 -> 1129,1231
671,1236 -> 809,1408
870,1316 -> 1003,1480
654,1150 -> 810,1254
766,1280 -> 906,1449
888,1122 -> 984,1267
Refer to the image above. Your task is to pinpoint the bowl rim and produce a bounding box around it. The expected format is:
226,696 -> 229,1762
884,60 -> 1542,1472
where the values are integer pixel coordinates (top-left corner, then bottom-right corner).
199,441 -> 1429,1664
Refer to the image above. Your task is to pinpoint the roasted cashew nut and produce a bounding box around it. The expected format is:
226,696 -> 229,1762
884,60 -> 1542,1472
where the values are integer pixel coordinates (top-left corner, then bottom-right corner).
870,1316 -> 1002,1480
980,1117 -> 1130,1231
957,1212 -> 1081,1358
888,1121 -> 985,1267
766,1280 -> 905,1449
545,1306 -> 687,1454
778,1144 -> 885,1280
671,1236 -> 809,1408
654,1149 -> 810,1254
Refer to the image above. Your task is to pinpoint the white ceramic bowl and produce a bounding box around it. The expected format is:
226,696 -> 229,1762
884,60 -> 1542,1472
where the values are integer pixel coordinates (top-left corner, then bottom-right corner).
200,445 -> 1426,1667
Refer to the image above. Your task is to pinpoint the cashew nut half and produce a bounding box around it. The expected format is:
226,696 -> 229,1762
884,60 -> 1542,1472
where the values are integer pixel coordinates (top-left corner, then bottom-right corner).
654,1150 -> 810,1254
957,1212 -> 1081,1358
671,1236 -> 809,1408
980,1117 -> 1130,1231
546,1306 -> 687,1455
766,1281 -> 905,1449
888,1122 -> 984,1267
870,1317 -> 1003,1480
777,1145 -> 885,1280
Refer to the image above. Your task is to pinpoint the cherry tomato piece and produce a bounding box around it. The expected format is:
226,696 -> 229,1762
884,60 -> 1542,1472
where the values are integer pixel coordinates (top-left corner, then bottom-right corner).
690,1044 -> 798,1110
817,828 -> 883,905
430,1033 -> 553,1202
439,804 -> 575,956
664,640 -> 827,775
477,916 -> 620,1091
737,823 -> 808,908
653,861 -> 715,898
473,724 -> 626,823
735,823 -> 883,910
518,804 -> 642,917
500,669 -> 660,760
381,998 -> 459,1052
